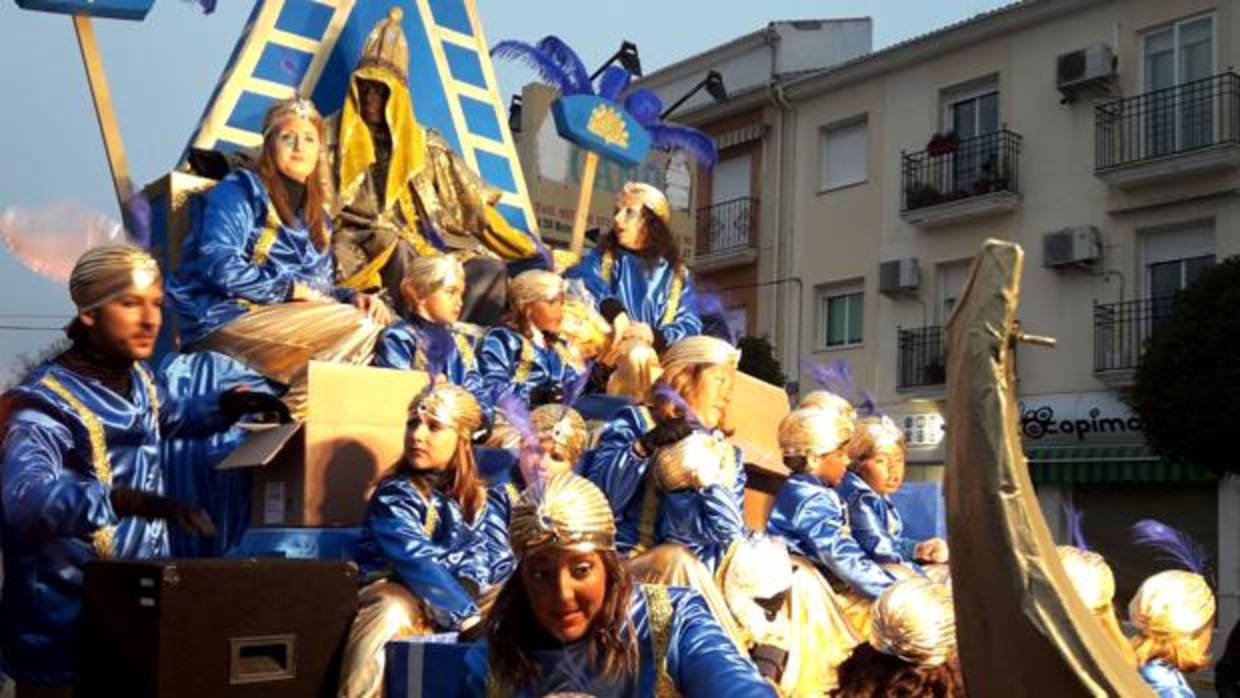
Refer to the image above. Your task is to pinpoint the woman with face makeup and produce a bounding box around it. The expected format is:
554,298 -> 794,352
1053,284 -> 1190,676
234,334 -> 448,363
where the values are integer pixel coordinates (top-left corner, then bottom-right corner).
477,269 -> 580,406
373,254 -> 488,410
463,472 -> 775,697
168,98 -> 390,417
338,384 -> 493,698
564,182 -> 703,400
839,415 -> 950,569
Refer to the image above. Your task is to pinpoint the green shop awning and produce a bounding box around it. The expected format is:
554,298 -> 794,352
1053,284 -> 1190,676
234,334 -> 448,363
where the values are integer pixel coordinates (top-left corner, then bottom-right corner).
1025,444 -> 1217,484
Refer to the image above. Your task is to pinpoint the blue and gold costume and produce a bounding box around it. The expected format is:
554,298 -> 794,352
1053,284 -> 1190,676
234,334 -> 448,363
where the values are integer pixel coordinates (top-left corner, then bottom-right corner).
354,473 -> 492,629
583,407 -> 745,571
0,360 -> 228,683
373,319 -> 487,409
476,327 -> 578,405
463,584 -> 775,697
167,168 -> 351,347
837,470 -> 919,565
766,472 -> 897,599
1139,660 -> 1195,698
564,247 -> 702,347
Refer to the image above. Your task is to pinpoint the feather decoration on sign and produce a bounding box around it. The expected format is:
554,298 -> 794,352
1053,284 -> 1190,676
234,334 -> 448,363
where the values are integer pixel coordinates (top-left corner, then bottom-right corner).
534,36 -> 593,96
647,124 -> 719,168
1062,502 -> 1089,550
596,65 -> 632,101
1131,518 -> 1211,577
490,40 -> 575,95
622,89 -> 663,125
653,383 -> 704,431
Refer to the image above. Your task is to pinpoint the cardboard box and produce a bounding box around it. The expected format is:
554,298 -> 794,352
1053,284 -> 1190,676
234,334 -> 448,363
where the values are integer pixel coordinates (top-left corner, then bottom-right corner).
218,362 -> 429,527
384,637 -> 469,698
728,373 -> 792,528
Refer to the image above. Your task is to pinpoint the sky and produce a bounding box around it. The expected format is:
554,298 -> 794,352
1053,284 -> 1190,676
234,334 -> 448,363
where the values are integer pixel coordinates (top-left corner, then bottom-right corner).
0,0 -> 1010,377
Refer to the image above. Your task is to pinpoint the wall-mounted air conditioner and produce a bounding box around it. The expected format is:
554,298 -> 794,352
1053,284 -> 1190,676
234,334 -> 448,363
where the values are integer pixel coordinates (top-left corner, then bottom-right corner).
1043,225 -> 1102,268
879,258 -> 921,295
1057,44 -> 1115,100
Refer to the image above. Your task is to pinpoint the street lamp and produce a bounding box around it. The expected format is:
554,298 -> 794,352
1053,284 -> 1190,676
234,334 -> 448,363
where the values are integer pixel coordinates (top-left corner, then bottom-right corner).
660,70 -> 728,119
591,40 -> 642,80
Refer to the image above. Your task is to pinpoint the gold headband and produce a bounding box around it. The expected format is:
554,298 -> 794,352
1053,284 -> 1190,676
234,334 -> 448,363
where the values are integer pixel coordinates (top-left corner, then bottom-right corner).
660,335 -> 741,375
1056,546 -> 1116,612
870,577 -> 957,666
652,430 -> 735,491
262,97 -> 321,137
530,405 -> 588,465
411,383 -> 482,438
621,181 -> 671,224
69,244 -> 160,312
1129,570 -> 1215,637
509,270 -> 564,309
779,406 -> 855,457
509,472 -> 616,561
403,254 -> 465,300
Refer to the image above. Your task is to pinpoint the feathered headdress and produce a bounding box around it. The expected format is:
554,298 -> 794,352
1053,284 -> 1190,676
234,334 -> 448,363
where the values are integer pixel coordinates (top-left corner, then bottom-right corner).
1131,519 -> 1212,581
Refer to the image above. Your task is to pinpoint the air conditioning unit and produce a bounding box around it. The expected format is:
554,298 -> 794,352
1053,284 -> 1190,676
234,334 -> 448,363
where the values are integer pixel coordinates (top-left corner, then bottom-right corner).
1043,225 -> 1102,268
879,258 -> 921,295
1057,44 -> 1115,98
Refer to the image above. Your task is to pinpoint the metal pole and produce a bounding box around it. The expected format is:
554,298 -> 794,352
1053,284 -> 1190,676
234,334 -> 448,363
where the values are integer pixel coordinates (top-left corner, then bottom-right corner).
73,14 -> 135,218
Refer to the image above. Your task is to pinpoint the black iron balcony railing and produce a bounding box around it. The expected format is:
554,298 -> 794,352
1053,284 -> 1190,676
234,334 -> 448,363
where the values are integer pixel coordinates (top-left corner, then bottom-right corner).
1093,297 -> 1176,373
696,197 -> 758,256
1095,72 -> 1240,171
898,325 -> 946,389
901,129 -> 1022,212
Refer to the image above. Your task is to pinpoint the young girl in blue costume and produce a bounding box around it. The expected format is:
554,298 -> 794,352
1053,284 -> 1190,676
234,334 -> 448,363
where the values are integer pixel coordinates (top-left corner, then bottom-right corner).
766,404 -> 901,641
167,98 -> 391,416
839,414 -> 949,570
1129,569 -> 1215,697
372,254 -> 487,410
338,383 -> 493,698
477,269 -> 579,406
465,472 -> 776,697
565,182 -> 702,399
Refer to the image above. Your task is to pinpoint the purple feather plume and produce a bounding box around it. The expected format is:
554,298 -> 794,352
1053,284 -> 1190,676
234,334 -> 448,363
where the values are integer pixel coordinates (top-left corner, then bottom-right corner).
123,194 -> 152,248
562,362 -> 593,410
497,390 -> 546,484
491,40 -> 575,94
534,36 -> 592,96
623,89 -> 664,127
857,390 -> 880,419
804,358 -> 856,401
648,124 -> 719,168
653,383 -> 704,430
1131,518 -> 1210,576
696,291 -> 736,345
596,66 -> 632,102
1062,502 -> 1089,550
417,324 -> 455,379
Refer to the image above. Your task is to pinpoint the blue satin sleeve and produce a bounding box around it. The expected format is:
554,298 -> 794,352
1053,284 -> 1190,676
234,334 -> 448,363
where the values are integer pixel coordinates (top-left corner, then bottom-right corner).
849,490 -> 911,565
563,248 -> 610,305
479,484 -> 516,586
373,324 -> 417,370
154,380 -> 232,439
666,587 -> 777,697
659,484 -> 745,552
582,407 -> 650,516
1,407 -> 117,537
361,481 -> 479,628
477,327 -> 527,403
1139,661 -> 1195,697
191,175 -> 294,304
660,271 -> 703,345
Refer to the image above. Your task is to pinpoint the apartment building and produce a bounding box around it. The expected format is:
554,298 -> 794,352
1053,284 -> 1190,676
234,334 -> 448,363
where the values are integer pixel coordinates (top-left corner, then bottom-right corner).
771,0 -> 1240,655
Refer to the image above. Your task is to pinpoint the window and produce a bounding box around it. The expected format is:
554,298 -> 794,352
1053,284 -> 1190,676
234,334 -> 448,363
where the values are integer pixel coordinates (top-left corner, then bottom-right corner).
1142,222 -> 1215,332
1143,14 -> 1215,154
943,79 -> 999,192
937,260 -> 971,323
816,284 -> 864,349
820,118 -> 867,191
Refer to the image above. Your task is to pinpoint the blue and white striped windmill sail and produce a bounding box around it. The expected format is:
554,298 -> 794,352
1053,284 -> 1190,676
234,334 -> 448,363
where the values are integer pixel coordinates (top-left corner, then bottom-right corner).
184,0 -> 538,238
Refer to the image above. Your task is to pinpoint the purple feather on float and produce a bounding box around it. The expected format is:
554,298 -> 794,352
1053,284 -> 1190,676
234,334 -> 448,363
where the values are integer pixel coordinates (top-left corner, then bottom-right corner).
804,358 -> 856,401
1131,518 -> 1210,576
497,390 -> 545,484
491,40 -> 574,95
534,36 -> 592,95
123,194 -> 152,248
1062,502 -> 1089,550
857,390 -> 880,418
648,124 -> 719,168
596,66 -> 632,102
696,291 -> 736,345
623,89 -> 663,127
653,383 -> 704,430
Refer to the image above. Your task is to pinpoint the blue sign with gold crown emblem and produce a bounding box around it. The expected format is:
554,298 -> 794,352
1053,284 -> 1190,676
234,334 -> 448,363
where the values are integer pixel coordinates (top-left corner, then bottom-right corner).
14,0 -> 154,20
551,94 -> 652,168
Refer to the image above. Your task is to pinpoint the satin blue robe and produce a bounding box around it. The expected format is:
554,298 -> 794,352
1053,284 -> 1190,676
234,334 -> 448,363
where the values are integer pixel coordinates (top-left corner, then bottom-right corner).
373,318 -> 488,411
462,584 -> 775,697
837,471 -> 919,565
582,407 -> 746,571
354,473 -> 493,629
479,469 -> 524,587
1139,660 -> 1196,697
565,247 -> 702,347
158,351 -> 281,557
166,168 -> 351,346
766,472 -> 897,599
1,360 -> 229,683
476,327 -> 579,406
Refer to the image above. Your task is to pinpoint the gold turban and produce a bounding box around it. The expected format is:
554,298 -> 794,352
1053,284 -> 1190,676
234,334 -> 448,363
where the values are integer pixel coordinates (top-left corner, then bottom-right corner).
411,383 -> 482,438
798,389 -> 854,415
652,430 -> 736,491
869,577 -> 957,666
509,472 -> 616,561
559,297 -> 612,359
621,181 -> 671,225
1056,546 -> 1116,612
403,254 -> 465,301
69,244 -> 160,312
530,405 -> 588,465
848,414 -> 905,462
1129,570 -> 1215,637
661,335 -> 741,375
262,97 -> 322,137
779,406 -> 855,457
508,269 -> 564,309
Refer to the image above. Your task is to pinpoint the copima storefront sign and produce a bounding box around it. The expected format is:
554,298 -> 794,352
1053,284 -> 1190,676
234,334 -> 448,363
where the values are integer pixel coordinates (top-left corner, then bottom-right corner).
1018,392 -> 1143,444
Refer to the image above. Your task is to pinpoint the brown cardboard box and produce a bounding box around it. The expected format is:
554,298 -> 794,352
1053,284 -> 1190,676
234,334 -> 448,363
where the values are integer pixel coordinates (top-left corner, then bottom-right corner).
728,373 -> 792,528
217,362 -> 429,527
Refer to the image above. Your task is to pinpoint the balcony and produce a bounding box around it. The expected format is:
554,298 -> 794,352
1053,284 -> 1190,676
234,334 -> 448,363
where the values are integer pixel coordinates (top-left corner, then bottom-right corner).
899,129 -> 1022,228
693,197 -> 759,273
1095,72 -> 1240,189
1093,297 -> 1174,386
897,325 -> 946,391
